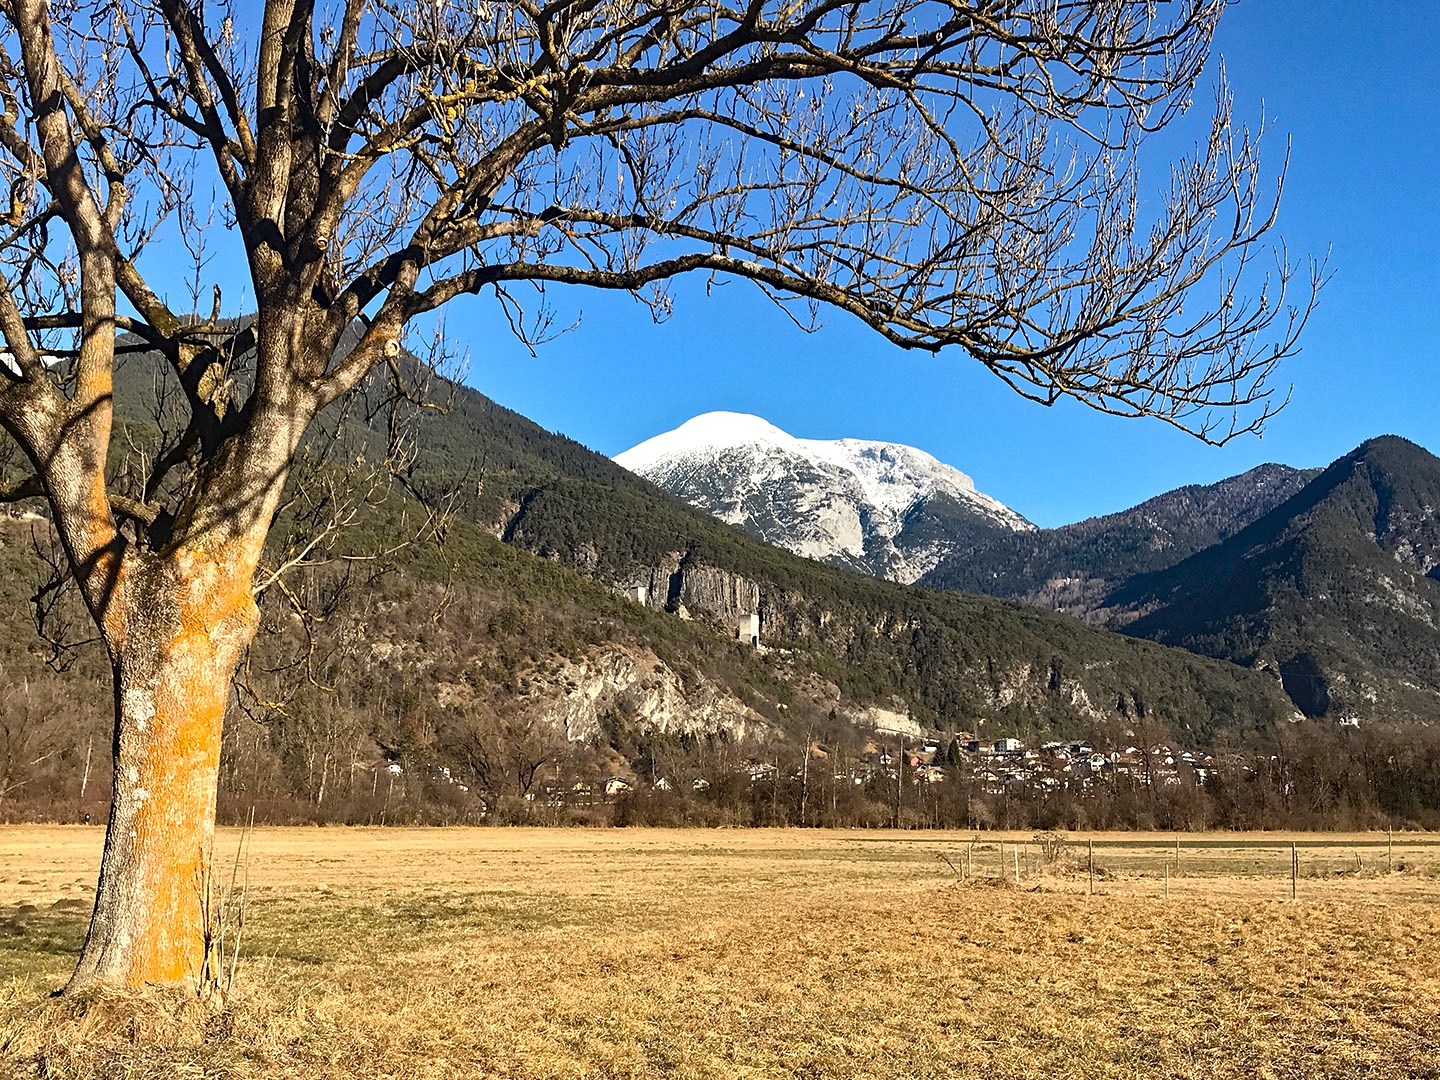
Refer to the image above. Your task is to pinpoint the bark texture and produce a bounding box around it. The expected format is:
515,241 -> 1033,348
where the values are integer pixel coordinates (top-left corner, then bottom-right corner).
67,541 -> 262,991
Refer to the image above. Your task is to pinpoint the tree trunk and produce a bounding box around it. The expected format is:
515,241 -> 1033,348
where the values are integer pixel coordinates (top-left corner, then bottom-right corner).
80,734 -> 94,800
67,543 -> 260,992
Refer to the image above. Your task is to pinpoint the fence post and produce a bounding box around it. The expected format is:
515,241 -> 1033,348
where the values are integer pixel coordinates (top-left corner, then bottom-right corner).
1165,860 -> 1170,899
1291,842 -> 1297,901
1388,827 -> 1394,873
1088,838 -> 1094,896
1013,843 -> 1020,884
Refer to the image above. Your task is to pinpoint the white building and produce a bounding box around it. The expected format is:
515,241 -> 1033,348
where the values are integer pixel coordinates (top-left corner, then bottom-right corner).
736,611 -> 760,648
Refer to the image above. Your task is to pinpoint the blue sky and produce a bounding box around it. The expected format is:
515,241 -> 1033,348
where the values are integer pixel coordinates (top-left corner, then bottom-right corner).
435,1 -> 1439,528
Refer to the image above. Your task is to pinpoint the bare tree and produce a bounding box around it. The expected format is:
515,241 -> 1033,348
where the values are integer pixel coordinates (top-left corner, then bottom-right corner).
0,0 -> 1317,992
0,672 -> 57,798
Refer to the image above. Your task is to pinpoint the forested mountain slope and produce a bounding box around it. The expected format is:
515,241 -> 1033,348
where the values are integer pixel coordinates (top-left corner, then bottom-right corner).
93,350 -> 1298,746
0,351 -> 1316,826
1099,437 -> 1440,724
919,464 -> 1319,613
334,366 -> 1296,741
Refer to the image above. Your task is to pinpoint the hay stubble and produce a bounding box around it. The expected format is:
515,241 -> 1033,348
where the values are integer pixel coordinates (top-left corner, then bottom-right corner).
2,827 -> 1438,1078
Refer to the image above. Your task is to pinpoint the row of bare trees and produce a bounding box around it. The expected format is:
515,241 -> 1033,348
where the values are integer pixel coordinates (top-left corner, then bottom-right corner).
8,671 -> 1438,832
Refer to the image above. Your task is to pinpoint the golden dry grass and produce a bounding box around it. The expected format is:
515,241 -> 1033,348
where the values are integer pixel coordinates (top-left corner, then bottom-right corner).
3,827 -> 1440,1079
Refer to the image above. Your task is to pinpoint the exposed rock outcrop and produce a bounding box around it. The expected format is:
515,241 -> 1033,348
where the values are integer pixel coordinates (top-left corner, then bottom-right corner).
518,645 -> 769,742
844,705 -> 924,738
675,562 -> 761,624
619,552 -> 762,626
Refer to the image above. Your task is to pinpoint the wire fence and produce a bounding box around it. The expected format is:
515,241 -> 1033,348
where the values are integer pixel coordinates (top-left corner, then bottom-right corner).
935,832 -> 1440,899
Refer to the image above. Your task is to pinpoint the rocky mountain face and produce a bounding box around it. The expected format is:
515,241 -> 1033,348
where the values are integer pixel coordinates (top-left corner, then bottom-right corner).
1097,437 -> 1440,724
432,639 -> 771,745
614,412 -> 1033,583
487,516 -> 1294,747
920,463 -> 1320,615
600,401 -> 1440,729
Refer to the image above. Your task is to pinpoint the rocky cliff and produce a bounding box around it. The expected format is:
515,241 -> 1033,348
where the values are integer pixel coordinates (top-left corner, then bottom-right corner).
515,645 -> 769,742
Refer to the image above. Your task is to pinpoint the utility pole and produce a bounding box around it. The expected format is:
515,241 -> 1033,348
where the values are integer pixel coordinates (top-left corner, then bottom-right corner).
800,723 -> 812,827
893,742 -> 903,829
773,752 -> 780,826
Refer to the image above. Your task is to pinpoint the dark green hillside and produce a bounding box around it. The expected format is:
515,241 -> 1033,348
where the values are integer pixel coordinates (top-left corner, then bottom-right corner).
96,347 -> 1297,747
919,463 -> 1318,612
0,347 -> 1308,828
11,351 -> 1426,829
1102,437 -> 1440,723
302,481 -> 1290,745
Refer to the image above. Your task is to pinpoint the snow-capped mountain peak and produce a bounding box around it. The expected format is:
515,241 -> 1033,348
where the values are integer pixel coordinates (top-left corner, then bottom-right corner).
616,411 -> 794,461
615,412 -> 1033,583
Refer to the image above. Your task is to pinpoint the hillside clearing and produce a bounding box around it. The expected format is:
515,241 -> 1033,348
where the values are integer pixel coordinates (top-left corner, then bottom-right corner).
3,827 -> 1439,1079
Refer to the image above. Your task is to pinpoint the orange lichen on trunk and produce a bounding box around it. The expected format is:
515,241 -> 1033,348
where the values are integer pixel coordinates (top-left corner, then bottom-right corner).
68,536 -> 262,991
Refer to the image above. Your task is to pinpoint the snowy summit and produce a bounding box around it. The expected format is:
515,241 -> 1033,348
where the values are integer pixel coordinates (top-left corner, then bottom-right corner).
615,412 -> 1033,583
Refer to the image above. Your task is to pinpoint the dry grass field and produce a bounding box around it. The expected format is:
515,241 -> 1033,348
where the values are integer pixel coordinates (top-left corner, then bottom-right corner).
3,826 -> 1440,1079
